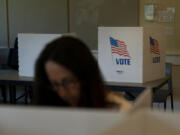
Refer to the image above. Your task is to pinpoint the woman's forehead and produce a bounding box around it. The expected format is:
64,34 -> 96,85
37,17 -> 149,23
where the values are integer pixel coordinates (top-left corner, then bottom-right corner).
45,61 -> 74,81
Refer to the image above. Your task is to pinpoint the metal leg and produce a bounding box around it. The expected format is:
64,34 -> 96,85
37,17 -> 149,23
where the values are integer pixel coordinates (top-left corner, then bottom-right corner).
14,85 -> 32,105
9,85 -> 13,103
9,85 -> 16,104
25,86 -> 28,104
164,101 -> 167,111
12,85 -> 16,104
1,85 -> 7,103
125,91 -> 137,100
170,94 -> 174,111
28,86 -> 33,104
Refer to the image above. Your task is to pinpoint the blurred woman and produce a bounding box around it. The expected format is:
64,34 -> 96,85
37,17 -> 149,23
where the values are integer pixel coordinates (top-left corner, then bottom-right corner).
33,36 -> 131,111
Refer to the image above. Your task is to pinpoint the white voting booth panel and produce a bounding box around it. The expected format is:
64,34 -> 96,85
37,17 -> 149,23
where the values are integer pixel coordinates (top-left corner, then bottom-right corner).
98,27 -> 166,83
0,106 -> 125,135
18,34 -> 61,77
99,110 -> 180,135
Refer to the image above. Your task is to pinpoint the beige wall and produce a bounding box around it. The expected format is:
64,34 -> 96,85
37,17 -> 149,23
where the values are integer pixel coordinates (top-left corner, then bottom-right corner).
70,0 -> 138,50
139,0 -> 180,99
8,0 -> 67,47
139,0 -> 180,55
0,0 -> 139,49
0,0 -> 8,47
172,65 -> 180,100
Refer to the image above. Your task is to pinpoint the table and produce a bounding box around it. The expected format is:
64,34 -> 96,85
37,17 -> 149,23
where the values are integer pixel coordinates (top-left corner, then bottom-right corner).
0,70 -> 33,85
106,77 -> 169,99
106,77 -> 168,91
0,70 -> 169,103
0,70 -> 33,104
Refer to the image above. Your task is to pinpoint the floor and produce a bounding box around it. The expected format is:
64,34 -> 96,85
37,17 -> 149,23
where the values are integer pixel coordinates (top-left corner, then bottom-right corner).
153,99 -> 180,112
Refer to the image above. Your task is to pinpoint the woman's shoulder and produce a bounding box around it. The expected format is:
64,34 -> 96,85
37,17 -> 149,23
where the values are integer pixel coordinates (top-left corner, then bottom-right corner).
106,92 -> 132,112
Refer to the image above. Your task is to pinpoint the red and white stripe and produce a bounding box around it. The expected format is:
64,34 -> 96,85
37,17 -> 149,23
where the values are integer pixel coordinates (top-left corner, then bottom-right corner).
111,40 -> 131,58
150,39 -> 160,55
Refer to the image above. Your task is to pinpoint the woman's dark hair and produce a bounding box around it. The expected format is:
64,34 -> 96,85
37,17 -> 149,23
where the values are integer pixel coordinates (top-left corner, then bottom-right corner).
33,36 -> 107,108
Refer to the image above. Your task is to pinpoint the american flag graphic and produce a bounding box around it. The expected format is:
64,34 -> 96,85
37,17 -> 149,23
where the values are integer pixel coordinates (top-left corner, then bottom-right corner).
149,37 -> 160,55
109,37 -> 131,58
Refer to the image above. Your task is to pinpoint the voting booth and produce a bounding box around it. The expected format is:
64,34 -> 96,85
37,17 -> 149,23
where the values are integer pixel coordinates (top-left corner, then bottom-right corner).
18,34 -> 61,77
99,110 -> 180,135
98,27 -> 166,83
